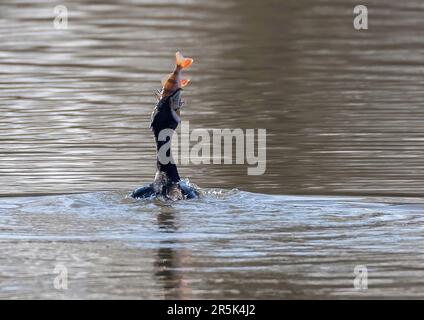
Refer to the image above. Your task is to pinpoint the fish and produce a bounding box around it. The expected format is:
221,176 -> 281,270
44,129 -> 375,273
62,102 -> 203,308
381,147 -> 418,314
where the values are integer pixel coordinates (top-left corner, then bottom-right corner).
160,51 -> 193,99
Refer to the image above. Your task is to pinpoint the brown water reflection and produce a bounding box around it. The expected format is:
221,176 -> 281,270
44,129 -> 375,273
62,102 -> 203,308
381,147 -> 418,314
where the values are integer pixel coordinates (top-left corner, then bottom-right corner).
154,206 -> 193,300
2,0 -> 424,196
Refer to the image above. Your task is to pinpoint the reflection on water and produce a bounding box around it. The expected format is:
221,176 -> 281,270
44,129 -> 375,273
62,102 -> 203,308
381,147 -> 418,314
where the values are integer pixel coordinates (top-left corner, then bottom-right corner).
155,206 -> 193,299
1,190 -> 424,299
1,0 -> 424,299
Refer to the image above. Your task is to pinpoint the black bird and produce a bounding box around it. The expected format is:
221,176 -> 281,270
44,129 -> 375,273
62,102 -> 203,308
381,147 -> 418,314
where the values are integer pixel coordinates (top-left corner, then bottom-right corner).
131,88 -> 199,201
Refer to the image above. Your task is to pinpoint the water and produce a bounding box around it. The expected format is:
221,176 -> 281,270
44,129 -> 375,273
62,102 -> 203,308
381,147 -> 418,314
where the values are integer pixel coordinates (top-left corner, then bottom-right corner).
1,0 -> 424,299
1,191 -> 424,299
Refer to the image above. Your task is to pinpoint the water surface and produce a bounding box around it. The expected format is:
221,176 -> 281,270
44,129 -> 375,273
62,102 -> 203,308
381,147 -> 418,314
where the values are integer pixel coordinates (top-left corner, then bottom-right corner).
2,0 -> 424,196
1,0 -> 424,299
2,191 -> 424,299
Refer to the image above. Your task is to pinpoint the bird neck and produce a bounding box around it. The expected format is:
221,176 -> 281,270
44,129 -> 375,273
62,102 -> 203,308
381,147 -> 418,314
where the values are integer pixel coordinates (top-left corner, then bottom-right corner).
154,134 -> 180,184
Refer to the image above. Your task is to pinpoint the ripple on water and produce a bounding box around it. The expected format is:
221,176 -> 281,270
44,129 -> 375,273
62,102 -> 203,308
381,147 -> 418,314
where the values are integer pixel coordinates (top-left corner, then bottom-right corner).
1,191 -> 424,298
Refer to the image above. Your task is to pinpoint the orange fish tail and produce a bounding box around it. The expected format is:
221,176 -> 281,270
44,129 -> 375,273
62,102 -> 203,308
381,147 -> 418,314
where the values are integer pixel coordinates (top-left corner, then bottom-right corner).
176,51 -> 193,69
